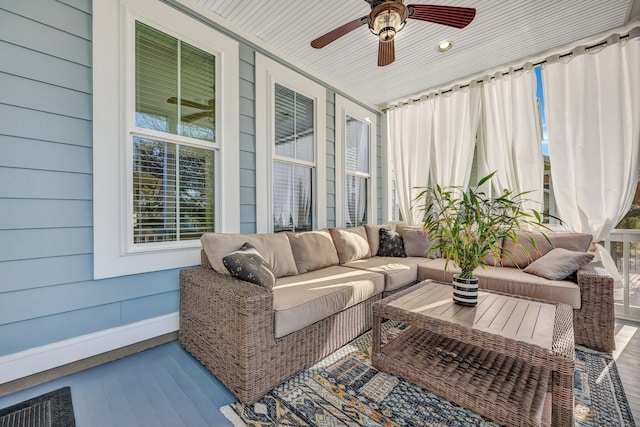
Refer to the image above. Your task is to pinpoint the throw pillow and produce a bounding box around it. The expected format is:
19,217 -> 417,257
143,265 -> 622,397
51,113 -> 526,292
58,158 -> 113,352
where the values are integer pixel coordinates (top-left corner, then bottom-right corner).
378,228 -> 406,257
401,227 -> 442,258
523,248 -> 594,281
222,242 -> 276,291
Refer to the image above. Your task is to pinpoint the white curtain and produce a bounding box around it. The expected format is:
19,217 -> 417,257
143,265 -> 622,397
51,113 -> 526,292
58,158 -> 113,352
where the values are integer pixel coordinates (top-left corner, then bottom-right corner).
387,99 -> 434,225
542,29 -> 640,241
273,162 -> 292,229
356,176 -> 367,225
430,84 -> 482,188
293,165 -> 312,230
480,66 -> 544,213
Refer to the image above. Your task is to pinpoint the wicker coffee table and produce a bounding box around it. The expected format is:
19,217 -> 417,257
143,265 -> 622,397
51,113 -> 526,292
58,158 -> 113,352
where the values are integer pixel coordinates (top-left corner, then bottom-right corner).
372,280 -> 575,426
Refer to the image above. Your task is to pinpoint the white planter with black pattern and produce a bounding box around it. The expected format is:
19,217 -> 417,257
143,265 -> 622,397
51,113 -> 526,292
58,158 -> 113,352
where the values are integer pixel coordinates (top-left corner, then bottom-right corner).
452,274 -> 479,307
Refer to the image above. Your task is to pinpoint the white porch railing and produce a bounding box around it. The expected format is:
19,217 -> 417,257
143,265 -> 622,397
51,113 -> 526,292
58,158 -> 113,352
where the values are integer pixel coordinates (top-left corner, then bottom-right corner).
605,229 -> 640,320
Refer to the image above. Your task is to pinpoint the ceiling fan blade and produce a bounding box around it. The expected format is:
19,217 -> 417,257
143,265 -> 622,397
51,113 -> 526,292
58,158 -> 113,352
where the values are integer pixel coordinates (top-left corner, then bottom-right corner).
378,39 -> 395,67
407,5 -> 476,29
181,111 -> 212,123
311,16 -> 368,48
167,97 -> 210,110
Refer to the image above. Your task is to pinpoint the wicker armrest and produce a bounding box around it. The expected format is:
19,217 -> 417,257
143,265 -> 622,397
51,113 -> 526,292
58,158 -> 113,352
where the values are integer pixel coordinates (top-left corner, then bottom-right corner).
178,267 -> 276,396
179,266 -> 274,338
574,261 -> 615,352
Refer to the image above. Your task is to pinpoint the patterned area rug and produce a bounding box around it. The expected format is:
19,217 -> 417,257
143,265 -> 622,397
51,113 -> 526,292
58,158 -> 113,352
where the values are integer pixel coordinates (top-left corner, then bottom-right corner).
221,322 -> 635,427
0,387 -> 75,427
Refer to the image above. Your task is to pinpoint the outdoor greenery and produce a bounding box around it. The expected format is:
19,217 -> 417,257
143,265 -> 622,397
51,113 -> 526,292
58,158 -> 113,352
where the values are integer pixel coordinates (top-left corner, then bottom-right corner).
617,205 -> 640,229
415,172 -> 549,280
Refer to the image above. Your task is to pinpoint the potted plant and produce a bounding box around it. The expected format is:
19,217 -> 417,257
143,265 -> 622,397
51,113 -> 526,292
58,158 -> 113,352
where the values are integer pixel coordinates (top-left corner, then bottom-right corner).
414,172 -> 549,306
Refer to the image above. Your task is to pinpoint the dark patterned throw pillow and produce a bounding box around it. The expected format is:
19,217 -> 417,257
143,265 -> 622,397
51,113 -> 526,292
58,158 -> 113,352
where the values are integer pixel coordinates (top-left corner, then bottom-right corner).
222,242 -> 276,291
378,228 -> 407,257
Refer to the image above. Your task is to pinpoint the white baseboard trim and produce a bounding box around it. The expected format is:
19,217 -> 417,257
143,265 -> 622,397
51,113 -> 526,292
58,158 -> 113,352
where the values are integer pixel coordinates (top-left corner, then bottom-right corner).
0,312 -> 179,384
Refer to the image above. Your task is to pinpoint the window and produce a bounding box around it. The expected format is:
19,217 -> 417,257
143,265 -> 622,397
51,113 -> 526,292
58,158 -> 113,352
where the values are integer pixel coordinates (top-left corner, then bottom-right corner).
344,116 -> 370,226
335,95 -> 377,227
273,84 -> 315,232
93,0 -> 239,279
255,54 -> 326,233
132,22 -> 215,244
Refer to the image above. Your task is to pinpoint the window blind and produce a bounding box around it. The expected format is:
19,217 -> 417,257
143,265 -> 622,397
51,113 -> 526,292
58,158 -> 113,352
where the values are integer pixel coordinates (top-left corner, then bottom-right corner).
274,83 -> 314,162
135,21 -> 215,142
133,138 -> 214,243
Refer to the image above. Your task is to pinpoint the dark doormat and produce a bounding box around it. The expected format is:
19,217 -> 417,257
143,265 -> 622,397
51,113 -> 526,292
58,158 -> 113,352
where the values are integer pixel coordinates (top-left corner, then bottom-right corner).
0,387 -> 75,427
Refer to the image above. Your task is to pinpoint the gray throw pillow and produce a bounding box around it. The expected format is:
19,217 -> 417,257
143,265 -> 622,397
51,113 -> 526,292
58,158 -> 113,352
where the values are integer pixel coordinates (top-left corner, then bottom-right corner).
378,228 -> 406,257
222,242 -> 276,290
402,228 -> 441,258
523,248 -> 594,280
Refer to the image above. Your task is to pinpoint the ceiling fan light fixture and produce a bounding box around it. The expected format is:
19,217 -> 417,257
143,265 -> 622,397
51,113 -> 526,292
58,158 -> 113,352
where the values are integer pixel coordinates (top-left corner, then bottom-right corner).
378,27 -> 396,42
436,40 -> 453,52
370,6 -> 406,42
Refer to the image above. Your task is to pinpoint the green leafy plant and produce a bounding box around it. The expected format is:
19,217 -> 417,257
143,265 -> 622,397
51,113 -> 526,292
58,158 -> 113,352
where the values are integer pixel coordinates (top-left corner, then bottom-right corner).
414,172 -> 550,280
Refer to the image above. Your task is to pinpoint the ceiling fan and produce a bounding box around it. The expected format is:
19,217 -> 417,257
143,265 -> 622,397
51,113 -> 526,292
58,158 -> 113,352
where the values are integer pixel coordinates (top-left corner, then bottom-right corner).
167,97 -> 214,123
310,0 -> 476,66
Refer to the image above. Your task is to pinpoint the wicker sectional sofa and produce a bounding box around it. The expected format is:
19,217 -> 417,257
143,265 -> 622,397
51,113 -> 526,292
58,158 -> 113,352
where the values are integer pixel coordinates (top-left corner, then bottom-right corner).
179,224 -> 615,404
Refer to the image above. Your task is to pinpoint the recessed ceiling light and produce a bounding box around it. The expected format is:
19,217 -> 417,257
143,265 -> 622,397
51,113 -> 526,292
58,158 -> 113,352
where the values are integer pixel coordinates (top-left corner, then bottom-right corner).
436,40 -> 453,52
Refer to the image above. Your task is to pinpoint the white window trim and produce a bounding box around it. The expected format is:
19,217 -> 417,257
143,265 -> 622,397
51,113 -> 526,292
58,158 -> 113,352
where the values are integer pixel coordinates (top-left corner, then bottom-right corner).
255,54 -> 326,233
335,95 -> 377,227
93,0 -> 239,279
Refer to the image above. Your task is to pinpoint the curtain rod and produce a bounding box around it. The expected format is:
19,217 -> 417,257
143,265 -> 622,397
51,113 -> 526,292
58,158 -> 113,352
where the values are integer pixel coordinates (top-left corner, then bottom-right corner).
383,29 -> 636,112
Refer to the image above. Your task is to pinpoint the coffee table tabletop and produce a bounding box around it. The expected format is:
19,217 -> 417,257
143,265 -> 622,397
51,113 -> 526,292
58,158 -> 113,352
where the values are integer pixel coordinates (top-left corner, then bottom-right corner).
372,280 -> 575,426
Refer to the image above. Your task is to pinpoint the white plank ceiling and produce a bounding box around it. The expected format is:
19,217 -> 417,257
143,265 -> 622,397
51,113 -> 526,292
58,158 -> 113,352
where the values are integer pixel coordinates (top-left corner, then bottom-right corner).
193,0 -> 638,107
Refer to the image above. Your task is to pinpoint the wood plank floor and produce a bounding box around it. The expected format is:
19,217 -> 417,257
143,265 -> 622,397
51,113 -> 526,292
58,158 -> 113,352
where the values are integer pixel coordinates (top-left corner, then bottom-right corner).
614,318 -> 640,425
0,342 -> 236,426
0,320 -> 638,426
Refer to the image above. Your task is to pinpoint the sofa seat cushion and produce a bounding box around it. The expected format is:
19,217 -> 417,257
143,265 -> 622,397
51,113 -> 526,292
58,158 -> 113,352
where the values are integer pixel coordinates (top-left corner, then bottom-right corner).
273,266 -> 384,338
343,256 -> 424,292
418,258 -> 581,309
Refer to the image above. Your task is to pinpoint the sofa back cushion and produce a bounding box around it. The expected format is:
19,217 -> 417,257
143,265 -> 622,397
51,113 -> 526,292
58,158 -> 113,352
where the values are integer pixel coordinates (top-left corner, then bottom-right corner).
329,226 -> 371,264
501,231 -> 552,268
483,238 -> 503,267
548,232 -> 593,253
201,232 -> 298,277
287,230 -> 340,274
364,224 -> 391,256
501,230 -> 592,268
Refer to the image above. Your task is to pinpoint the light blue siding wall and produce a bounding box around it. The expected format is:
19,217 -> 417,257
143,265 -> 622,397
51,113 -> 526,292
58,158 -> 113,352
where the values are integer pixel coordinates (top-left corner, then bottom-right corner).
239,43 -> 257,234
0,0 -> 382,359
0,0 -> 180,357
